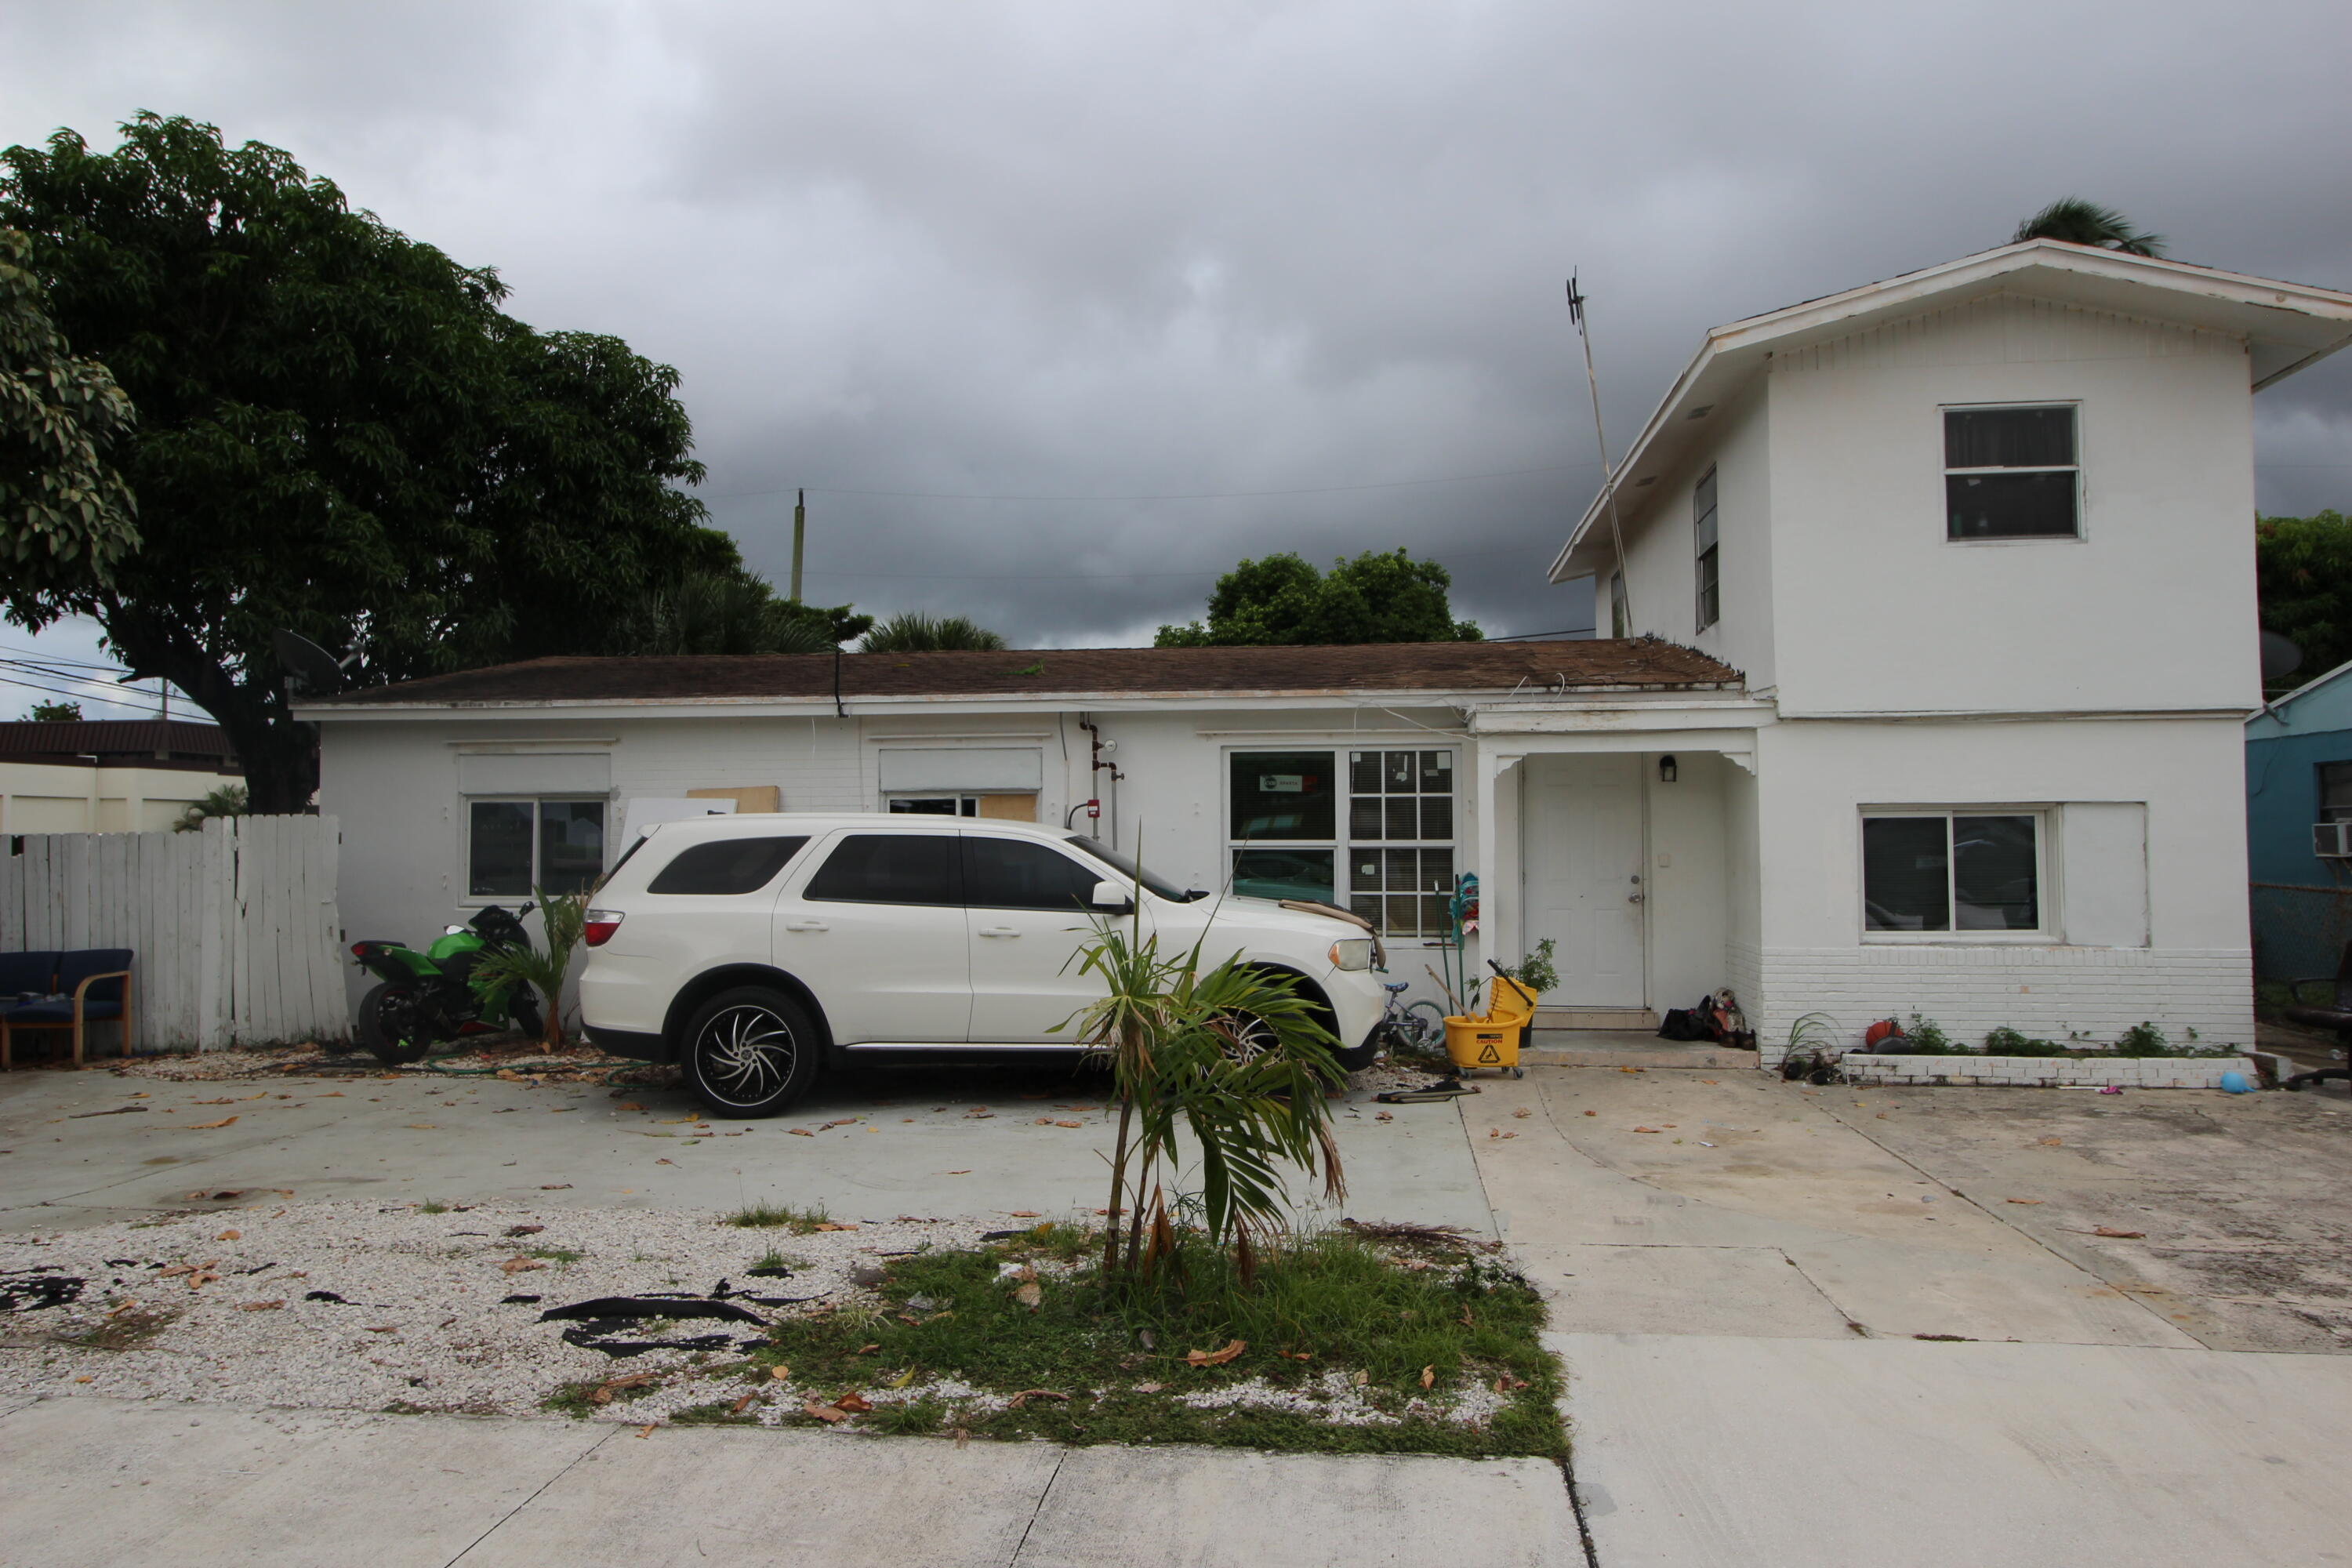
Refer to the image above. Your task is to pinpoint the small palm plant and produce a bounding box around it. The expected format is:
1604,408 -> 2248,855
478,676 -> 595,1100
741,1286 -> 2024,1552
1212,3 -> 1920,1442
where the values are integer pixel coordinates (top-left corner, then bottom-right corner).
1068,902 -> 1348,1291
470,888 -> 587,1050
172,784 -> 248,833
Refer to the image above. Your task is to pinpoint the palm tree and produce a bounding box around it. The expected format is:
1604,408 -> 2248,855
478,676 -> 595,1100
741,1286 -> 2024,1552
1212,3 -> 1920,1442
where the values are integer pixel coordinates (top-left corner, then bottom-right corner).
859,612 -> 1008,652
2013,198 -> 2165,257
630,570 -> 837,655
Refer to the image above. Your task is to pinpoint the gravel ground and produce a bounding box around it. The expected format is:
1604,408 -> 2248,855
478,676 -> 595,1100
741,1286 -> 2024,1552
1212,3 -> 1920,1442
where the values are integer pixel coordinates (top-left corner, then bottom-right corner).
0,1200 -> 996,1425
0,1195 -> 1518,1435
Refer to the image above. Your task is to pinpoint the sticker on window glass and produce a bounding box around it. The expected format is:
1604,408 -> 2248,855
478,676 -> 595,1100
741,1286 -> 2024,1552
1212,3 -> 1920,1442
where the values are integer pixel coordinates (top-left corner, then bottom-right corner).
1259,774 -> 1306,794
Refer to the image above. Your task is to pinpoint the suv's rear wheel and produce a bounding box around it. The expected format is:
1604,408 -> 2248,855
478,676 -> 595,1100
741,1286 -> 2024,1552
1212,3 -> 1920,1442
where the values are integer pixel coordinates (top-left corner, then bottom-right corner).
681,987 -> 818,1118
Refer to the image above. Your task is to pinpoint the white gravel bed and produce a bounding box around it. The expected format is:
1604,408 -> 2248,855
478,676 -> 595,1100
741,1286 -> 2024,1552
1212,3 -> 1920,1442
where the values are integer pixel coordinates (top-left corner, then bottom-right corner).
0,1200 -> 988,1424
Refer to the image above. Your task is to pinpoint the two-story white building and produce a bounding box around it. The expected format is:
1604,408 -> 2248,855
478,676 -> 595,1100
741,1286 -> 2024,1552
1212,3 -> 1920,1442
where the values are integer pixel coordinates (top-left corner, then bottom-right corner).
1536,239 -> 2352,1056
303,240 -> 2352,1064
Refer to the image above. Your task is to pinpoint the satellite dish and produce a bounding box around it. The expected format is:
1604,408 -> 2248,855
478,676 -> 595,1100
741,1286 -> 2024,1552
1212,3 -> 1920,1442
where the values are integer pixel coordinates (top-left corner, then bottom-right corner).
271,630 -> 351,695
2260,631 -> 2304,684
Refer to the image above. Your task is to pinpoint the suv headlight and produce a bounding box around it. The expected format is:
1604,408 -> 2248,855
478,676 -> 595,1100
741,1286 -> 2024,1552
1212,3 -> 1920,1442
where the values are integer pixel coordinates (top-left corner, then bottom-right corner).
1329,938 -> 1374,971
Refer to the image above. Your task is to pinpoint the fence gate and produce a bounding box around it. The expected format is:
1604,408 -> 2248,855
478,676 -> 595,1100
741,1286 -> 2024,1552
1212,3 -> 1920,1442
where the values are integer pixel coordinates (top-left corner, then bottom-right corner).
0,815 -> 347,1052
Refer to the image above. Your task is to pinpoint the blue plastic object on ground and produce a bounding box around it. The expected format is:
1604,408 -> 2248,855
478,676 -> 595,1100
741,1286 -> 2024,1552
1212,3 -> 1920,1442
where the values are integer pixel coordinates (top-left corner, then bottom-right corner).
2219,1070 -> 2252,1094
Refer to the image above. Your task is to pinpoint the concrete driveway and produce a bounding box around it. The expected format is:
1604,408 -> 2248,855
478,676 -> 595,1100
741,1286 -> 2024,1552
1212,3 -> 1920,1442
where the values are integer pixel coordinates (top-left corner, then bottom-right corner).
1456,1068 -> 2352,1565
9,1054 -> 2352,1565
0,1058 -> 1491,1238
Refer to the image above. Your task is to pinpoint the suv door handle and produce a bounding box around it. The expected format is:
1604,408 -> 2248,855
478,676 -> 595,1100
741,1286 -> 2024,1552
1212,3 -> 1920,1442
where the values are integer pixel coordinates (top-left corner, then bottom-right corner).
977,926 -> 1020,938
782,919 -> 830,933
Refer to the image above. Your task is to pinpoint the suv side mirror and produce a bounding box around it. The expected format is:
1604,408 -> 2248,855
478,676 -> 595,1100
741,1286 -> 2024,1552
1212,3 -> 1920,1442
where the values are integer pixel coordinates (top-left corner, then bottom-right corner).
1091,879 -> 1135,913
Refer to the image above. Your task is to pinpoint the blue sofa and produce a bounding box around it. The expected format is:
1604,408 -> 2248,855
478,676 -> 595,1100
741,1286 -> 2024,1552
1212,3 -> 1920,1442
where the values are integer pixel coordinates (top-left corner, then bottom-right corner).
0,949 -> 134,1069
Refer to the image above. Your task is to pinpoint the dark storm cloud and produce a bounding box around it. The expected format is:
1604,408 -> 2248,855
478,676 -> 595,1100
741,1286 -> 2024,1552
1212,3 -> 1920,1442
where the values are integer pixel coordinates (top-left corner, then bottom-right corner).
5,0 -> 2349,679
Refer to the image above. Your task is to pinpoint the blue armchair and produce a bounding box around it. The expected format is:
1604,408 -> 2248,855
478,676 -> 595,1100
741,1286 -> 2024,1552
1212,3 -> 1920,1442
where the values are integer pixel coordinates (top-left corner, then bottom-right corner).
0,949 -> 133,1069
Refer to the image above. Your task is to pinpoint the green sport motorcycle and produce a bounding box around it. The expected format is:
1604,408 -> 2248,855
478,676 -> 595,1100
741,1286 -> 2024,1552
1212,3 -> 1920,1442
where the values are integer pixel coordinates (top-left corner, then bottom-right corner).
350,904 -> 545,1066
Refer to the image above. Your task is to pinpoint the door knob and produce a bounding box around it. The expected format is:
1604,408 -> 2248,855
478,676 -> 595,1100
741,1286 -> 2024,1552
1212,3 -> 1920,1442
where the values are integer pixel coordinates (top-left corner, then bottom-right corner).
1627,894 -> 1645,904
783,919 -> 829,932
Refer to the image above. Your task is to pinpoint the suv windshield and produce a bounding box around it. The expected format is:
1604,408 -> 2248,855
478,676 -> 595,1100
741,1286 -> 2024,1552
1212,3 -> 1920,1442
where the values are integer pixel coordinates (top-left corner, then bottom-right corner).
1065,837 -> 1201,902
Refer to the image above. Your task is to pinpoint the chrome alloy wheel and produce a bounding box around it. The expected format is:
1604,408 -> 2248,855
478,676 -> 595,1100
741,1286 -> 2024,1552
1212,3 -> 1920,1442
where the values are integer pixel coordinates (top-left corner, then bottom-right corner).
694,1004 -> 799,1107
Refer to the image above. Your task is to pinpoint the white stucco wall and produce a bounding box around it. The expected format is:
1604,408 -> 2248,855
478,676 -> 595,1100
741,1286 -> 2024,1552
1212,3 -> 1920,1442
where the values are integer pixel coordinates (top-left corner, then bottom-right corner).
1741,713 -> 2252,1060
1764,293 -> 2259,716
318,705 -> 1488,1018
0,760 -> 238,834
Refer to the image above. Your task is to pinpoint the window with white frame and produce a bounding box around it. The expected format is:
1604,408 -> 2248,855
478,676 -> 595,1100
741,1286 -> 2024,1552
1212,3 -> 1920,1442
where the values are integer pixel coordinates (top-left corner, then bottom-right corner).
1226,749 -> 1456,938
1861,811 -> 2042,934
1693,466 -> 1720,631
468,798 -> 607,898
1945,405 -> 2078,539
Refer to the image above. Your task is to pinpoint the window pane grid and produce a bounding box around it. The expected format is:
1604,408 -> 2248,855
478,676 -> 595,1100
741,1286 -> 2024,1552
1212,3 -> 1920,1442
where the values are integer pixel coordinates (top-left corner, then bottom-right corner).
469,797 -> 606,898
1231,749 -> 1457,939
1944,406 -> 2078,540
1694,465 -> 1720,631
1863,811 -> 2040,934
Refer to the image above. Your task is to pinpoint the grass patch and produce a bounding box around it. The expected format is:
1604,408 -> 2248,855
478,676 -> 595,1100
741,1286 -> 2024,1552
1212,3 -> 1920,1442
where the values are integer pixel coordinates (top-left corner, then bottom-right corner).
64,1305 -> 179,1352
527,1246 -> 585,1264
748,1225 -> 1563,1459
728,1203 -> 833,1235
416,1200 -> 450,1216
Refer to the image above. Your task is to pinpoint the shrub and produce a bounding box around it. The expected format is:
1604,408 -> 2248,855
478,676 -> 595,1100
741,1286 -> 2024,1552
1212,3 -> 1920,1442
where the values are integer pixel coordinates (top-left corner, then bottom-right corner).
1982,1026 -> 2066,1057
2112,1022 -> 2174,1057
1881,1014 -> 1969,1054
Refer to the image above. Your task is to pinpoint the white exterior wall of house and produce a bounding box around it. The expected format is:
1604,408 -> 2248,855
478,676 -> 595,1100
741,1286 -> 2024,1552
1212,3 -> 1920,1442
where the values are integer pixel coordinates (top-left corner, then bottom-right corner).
319,702 -> 1508,1018
1744,715 -> 2250,1052
1764,296 -> 2258,716
1593,377 -> 1776,686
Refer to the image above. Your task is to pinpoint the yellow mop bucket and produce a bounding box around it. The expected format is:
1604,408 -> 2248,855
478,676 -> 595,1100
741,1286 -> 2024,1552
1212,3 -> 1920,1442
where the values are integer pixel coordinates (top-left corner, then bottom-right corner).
1443,975 -> 1536,1076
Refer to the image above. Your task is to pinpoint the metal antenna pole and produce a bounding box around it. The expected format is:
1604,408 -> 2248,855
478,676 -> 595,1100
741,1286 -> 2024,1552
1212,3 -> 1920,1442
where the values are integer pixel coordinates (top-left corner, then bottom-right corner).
789,488 -> 807,603
1567,275 -> 1632,634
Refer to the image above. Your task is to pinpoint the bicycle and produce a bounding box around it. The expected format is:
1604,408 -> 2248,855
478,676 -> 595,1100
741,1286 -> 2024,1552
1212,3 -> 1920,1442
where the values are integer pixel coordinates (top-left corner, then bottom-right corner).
1374,980 -> 1450,1063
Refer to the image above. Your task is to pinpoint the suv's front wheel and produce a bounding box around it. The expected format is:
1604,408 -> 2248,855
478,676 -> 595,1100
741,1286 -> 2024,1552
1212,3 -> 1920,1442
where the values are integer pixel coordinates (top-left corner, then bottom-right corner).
681,986 -> 818,1118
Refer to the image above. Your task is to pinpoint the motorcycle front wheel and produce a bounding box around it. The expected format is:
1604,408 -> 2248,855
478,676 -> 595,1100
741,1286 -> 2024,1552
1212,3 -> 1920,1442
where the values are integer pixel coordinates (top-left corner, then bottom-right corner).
358,982 -> 438,1066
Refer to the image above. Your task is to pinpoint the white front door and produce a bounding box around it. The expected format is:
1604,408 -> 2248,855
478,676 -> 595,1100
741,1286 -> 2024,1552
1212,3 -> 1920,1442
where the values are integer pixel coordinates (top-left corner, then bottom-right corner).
1522,753 -> 1646,1007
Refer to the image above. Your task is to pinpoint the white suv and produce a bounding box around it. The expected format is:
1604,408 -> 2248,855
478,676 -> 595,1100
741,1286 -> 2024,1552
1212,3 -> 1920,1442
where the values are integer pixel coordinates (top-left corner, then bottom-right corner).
578,814 -> 1388,1116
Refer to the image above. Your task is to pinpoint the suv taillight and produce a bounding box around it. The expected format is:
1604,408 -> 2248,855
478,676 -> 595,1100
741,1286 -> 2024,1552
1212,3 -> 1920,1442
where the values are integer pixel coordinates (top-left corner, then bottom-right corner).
583,909 -> 624,947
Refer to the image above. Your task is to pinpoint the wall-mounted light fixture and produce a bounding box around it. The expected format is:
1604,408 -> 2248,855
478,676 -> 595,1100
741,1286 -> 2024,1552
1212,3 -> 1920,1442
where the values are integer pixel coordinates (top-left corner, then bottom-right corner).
1658,754 -> 1678,783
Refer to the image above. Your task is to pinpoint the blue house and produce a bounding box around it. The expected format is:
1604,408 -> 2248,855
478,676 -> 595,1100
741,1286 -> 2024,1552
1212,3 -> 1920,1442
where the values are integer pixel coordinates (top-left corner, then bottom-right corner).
2247,661 -> 2352,980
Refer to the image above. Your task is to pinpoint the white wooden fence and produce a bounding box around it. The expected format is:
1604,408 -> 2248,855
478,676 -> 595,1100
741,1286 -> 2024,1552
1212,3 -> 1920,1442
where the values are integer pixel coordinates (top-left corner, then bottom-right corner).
0,815 -> 347,1052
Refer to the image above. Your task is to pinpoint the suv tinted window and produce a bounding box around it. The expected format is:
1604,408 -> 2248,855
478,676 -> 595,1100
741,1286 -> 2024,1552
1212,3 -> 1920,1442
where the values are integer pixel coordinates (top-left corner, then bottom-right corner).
646,836 -> 809,896
803,834 -> 958,906
964,837 -> 1103,912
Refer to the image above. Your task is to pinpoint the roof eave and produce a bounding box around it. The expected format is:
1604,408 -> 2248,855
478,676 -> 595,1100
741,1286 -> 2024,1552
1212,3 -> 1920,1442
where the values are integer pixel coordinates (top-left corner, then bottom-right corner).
296,680 -> 1747,720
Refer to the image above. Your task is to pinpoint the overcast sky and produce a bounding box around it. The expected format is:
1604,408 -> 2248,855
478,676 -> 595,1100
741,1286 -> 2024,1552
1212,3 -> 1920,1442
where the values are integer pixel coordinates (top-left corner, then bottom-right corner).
5,0 -> 2350,717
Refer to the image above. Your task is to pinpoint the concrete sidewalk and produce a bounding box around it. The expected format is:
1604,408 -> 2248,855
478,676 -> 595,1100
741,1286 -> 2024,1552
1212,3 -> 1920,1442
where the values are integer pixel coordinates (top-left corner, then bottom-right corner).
1560,1333 -> 2352,1566
0,1396 -> 1577,1568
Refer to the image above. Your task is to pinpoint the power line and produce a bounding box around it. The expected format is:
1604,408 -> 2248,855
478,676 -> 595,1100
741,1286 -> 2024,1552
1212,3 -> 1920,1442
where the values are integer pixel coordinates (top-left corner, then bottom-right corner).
0,642 -> 129,673
701,460 -> 1602,505
0,669 -> 148,711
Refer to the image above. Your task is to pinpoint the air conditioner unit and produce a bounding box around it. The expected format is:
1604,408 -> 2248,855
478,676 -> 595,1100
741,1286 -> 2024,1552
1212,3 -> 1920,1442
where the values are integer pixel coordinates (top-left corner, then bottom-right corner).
2316,822 -> 2352,858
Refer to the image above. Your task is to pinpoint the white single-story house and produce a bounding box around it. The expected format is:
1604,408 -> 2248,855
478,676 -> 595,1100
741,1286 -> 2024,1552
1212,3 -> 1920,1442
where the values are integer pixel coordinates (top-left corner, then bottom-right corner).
301,639 -> 1741,1036
301,239 -> 2352,1065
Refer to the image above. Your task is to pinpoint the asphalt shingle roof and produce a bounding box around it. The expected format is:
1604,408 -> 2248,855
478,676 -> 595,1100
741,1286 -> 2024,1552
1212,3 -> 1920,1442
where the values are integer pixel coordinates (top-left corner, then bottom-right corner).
308,637 -> 1739,708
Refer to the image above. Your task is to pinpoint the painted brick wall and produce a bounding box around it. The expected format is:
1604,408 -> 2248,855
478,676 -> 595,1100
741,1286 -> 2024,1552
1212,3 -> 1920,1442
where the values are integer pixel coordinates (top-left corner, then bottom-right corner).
1843,1053 -> 2249,1090
1745,945 -> 2251,1066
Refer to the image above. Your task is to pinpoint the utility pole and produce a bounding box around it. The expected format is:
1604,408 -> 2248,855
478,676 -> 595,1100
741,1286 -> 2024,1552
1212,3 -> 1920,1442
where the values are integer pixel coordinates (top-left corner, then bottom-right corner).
789,488 -> 807,602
